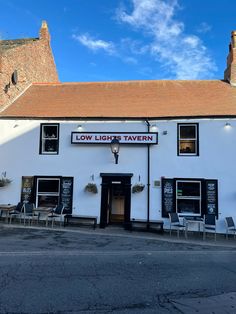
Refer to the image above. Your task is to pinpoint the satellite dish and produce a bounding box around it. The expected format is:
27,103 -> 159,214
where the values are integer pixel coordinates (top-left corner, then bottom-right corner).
11,70 -> 18,85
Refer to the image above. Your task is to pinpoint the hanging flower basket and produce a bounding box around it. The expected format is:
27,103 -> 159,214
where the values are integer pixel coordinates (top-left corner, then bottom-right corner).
85,183 -> 98,194
132,183 -> 145,193
0,178 -> 12,187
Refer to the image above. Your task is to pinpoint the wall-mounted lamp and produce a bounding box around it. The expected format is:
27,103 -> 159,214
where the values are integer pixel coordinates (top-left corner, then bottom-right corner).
110,138 -> 120,164
77,124 -> 83,131
224,122 -> 232,129
150,124 -> 158,132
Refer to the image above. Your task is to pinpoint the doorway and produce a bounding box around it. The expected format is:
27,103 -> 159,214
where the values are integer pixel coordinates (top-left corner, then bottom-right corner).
100,173 -> 133,229
110,183 -> 125,223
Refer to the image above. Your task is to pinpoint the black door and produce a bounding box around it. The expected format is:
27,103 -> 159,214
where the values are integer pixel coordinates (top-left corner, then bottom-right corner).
100,173 -> 132,229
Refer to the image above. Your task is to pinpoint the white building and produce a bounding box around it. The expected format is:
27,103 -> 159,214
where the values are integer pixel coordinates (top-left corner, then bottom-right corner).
1,26 -> 236,233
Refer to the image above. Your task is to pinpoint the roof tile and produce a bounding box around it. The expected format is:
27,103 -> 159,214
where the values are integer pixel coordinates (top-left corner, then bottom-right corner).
1,80 -> 236,119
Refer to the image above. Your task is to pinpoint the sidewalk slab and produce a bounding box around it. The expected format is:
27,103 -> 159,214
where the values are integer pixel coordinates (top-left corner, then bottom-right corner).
171,292 -> 236,314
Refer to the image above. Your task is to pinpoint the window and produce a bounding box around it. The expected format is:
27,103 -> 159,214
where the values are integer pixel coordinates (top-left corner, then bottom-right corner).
176,180 -> 201,216
178,123 -> 198,155
40,124 -> 59,154
162,178 -> 218,218
36,178 -> 60,207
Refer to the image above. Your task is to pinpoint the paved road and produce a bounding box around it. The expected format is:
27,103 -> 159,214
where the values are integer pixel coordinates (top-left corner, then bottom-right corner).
0,226 -> 236,313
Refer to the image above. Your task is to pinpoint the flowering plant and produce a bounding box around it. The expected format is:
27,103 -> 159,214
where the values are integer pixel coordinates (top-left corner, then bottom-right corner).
84,183 -> 98,194
132,183 -> 145,193
0,177 -> 12,187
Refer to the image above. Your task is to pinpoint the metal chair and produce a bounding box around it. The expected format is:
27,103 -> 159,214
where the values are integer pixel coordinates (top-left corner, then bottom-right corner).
21,203 -> 38,225
169,213 -> 186,238
47,204 -> 65,227
203,214 -> 216,241
9,202 -> 24,224
225,217 -> 236,239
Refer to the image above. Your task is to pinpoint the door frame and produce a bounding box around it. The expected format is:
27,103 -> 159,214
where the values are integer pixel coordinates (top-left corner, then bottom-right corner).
100,173 -> 133,229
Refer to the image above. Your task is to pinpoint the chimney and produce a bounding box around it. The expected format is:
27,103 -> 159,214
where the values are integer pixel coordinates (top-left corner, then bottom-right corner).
224,31 -> 236,86
39,20 -> 50,41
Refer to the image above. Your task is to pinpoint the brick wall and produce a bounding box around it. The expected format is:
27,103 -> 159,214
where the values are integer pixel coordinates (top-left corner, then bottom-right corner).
0,22 -> 59,108
224,31 -> 236,86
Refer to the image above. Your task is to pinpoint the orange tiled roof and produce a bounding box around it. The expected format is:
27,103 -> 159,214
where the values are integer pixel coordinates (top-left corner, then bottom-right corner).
1,80 -> 236,119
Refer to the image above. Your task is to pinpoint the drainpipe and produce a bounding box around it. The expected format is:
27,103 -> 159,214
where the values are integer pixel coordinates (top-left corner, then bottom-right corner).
145,119 -> 150,229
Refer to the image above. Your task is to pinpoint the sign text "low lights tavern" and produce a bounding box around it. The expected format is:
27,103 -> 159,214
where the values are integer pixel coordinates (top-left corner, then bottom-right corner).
71,132 -> 158,145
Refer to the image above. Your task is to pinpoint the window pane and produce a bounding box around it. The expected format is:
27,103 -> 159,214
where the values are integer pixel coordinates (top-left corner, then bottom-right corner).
177,181 -> 200,197
37,195 -> 59,207
179,140 -> 196,154
43,139 -> 58,153
43,125 -> 58,138
38,179 -> 59,193
180,125 -> 196,139
177,199 -> 200,214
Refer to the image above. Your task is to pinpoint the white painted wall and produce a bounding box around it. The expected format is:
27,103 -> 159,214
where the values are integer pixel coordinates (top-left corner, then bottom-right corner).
0,118 -> 235,233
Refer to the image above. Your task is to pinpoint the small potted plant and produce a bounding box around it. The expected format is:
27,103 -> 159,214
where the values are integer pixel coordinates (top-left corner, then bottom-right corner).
85,183 -> 98,194
0,177 -> 12,187
132,183 -> 145,193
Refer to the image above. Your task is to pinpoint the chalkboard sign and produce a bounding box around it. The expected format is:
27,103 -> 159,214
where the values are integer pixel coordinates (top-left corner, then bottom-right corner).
60,177 -> 73,214
21,176 -> 34,203
162,178 -> 175,217
205,179 -> 218,217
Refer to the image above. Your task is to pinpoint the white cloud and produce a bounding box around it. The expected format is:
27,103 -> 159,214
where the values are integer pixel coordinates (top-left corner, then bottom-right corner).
120,38 -> 150,55
197,22 -> 212,34
123,56 -> 138,64
116,0 -> 216,79
72,33 -> 116,55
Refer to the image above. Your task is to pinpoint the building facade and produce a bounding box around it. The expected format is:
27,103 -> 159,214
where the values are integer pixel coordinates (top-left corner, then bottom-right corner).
0,24 -> 236,233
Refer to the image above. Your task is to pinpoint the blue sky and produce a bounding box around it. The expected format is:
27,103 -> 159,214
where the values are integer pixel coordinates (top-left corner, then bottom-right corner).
0,0 -> 236,82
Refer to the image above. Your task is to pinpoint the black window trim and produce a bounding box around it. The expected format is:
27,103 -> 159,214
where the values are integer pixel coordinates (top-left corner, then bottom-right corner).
176,178 -> 202,217
162,177 -> 218,218
177,123 -> 199,156
39,123 -> 60,155
35,176 -> 61,208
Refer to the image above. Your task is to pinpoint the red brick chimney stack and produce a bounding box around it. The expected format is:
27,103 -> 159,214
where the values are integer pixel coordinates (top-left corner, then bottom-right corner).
224,31 -> 236,86
39,20 -> 50,41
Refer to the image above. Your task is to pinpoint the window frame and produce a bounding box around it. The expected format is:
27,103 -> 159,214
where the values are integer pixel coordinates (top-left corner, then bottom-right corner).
39,123 -> 59,155
176,179 -> 202,216
177,123 -> 199,156
36,177 -> 60,208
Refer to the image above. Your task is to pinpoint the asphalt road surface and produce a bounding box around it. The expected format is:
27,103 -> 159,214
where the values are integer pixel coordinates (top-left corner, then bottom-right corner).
0,226 -> 236,313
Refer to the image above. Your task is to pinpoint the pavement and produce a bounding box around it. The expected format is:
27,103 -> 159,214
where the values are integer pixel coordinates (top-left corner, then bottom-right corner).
2,221 -> 235,248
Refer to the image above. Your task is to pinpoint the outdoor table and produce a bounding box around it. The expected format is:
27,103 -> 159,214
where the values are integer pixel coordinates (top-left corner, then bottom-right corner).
184,217 -> 204,238
0,204 -> 17,222
33,207 -> 53,225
